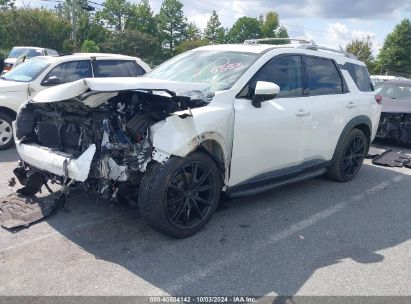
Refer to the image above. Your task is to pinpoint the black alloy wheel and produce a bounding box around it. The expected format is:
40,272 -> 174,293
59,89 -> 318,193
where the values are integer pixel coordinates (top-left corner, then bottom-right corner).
165,161 -> 215,230
138,152 -> 221,238
327,128 -> 368,182
342,135 -> 366,177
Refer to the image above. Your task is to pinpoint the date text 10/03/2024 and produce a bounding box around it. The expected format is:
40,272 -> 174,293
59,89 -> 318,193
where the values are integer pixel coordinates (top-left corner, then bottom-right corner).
149,296 -> 257,303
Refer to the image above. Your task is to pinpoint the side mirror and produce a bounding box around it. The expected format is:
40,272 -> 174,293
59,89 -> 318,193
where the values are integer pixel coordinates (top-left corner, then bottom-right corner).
42,75 -> 61,86
252,81 -> 280,108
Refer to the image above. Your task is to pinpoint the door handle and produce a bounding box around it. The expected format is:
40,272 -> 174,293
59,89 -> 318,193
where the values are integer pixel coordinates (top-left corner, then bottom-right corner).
296,109 -> 310,117
346,101 -> 356,109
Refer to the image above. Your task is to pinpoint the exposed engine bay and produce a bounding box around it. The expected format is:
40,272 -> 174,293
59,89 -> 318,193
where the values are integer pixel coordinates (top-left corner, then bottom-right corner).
376,113 -> 411,143
0,89 -> 209,228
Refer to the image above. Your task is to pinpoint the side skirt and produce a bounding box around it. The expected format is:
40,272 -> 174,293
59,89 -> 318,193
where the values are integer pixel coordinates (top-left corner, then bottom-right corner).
226,161 -> 329,198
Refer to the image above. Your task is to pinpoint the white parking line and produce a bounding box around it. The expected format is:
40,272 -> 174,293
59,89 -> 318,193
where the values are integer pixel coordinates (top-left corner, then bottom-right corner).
165,175 -> 404,293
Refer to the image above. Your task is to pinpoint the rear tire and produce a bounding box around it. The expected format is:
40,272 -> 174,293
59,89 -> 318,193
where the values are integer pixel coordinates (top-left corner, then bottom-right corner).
327,128 -> 367,182
138,152 -> 222,238
0,112 -> 14,150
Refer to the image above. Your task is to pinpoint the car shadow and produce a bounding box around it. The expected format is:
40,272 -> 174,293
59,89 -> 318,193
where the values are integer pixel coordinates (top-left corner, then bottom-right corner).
13,163 -> 411,296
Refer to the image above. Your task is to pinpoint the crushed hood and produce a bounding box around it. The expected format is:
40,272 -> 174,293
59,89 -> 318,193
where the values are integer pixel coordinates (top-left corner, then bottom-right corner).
0,79 -> 28,93
32,77 -> 210,104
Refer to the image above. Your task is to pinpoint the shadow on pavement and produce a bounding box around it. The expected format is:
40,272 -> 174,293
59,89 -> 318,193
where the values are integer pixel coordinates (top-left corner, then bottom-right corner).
7,163 -> 411,297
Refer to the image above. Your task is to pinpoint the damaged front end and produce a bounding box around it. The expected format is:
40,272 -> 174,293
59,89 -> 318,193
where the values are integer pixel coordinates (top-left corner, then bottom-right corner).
376,112 -> 411,143
1,79 -> 211,228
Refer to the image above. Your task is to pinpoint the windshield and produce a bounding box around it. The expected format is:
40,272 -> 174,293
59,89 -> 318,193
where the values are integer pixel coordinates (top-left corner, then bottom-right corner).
147,50 -> 259,91
8,47 -> 42,59
1,57 -> 50,82
375,82 -> 411,100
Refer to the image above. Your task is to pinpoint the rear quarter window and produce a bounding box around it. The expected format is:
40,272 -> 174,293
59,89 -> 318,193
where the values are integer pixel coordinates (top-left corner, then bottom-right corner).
92,60 -> 146,77
342,63 -> 373,92
306,56 -> 343,96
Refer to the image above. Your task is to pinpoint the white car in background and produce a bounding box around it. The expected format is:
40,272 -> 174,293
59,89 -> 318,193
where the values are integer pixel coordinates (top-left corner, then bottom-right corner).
2,46 -> 59,74
10,40 -> 381,237
0,53 -> 151,149
370,75 -> 407,86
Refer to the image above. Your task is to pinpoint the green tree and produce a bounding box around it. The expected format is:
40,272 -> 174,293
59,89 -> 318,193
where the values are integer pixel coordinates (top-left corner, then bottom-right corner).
84,13 -> 109,46
81,39 -> 100,52
175,38 -> 209,54
0,0 -> 15,9
260,11 -> 279,37
157,0 -> 187,55
103,29 -> 159,61
259,11 -> 288,43
226,16 -> 262,43
204,10 -> 225,44
185,22 -> 201,41
100,0 -> 131,32
377,19 -> 411,77
127,0 -> 157,36
345,38 -> 374,69
276,25 -> 288,38
0,9 -> 72,52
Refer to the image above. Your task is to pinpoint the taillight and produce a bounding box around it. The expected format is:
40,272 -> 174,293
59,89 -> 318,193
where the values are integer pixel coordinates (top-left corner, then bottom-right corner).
375,95 -> 382,104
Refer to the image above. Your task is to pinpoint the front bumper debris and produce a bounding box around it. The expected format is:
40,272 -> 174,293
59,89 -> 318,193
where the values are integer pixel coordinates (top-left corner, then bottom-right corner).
376,113 -> 411,143
0,193 -> 61,229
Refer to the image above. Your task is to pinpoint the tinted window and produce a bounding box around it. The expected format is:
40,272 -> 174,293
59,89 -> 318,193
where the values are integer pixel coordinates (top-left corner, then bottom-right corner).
343,63 -> 373,92
44,60 -> 92,84
249,55 -> 303,98
306,57 -> 343,95
93,60 -> 145,77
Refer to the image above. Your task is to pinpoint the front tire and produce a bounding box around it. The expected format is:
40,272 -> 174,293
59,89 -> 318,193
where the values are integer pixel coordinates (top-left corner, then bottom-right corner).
0,112 -> 14,150
327,128 -> 367,182
138,152 -> 222,238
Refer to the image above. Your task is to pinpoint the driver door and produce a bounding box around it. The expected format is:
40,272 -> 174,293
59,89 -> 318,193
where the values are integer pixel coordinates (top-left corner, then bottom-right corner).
229,55 -> 311,187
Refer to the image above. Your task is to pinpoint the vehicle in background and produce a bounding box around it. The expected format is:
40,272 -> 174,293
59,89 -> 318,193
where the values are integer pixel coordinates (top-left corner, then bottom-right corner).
0,53 -> 150,150
2,46 -> 58,74
370,75 -> 407,86
375,79 -> 411,143
10,39 -> 380,237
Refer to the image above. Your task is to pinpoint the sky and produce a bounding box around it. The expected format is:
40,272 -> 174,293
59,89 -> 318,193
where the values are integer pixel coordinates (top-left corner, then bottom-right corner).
17,0 -> 411,55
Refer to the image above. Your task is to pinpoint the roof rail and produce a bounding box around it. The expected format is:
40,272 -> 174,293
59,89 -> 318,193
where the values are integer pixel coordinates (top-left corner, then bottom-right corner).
244,38 -> 313,45
243,37 -> 357,59
299,43 -> 357,59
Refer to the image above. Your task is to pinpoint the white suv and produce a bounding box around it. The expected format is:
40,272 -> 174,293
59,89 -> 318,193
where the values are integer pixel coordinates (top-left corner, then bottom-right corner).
11,39 -> 381,237
0,53 -> 150,149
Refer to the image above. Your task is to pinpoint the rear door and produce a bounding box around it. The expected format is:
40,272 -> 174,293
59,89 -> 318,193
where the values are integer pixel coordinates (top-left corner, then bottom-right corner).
302,56 -> 352,162
92,59 -> 147,77
229,55 -> 311,187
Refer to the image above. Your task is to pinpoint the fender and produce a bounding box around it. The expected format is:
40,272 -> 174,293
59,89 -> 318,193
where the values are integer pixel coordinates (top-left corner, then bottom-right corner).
330,115 -> 372,165
150,115 -> 231,184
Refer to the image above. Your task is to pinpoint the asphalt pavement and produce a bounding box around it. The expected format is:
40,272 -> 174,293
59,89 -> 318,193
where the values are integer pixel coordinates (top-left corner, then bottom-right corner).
0,142 -> 410,297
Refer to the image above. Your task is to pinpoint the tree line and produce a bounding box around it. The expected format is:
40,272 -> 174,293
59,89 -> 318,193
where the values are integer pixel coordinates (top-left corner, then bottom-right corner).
0,0 -> 288,65
1,0 -> 410,76
344,19 -> 411,77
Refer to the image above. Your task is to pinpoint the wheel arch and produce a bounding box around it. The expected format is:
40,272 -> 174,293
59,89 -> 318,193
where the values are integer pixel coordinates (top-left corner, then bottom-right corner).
152,132 -> 231,189
195,138 -> 227,185
331,115 -> 372,165
0,106 -> 17,120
